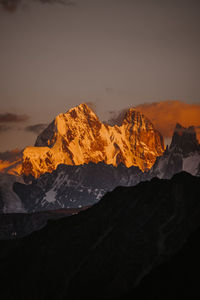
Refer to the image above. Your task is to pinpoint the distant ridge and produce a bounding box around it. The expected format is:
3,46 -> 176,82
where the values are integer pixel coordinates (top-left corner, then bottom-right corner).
150,123 -> 200,178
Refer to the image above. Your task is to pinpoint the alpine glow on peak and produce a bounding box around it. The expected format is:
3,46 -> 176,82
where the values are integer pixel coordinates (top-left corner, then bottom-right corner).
21,103 -> 164,178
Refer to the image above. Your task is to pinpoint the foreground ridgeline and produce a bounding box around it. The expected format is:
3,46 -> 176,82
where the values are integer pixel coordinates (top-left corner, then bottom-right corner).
22,103 -> 164,177
0,172 -> 200,299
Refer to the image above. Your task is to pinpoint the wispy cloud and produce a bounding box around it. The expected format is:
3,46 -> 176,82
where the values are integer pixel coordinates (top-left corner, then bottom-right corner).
0,0 -> 75,13
0,148 -> 22,162
0,124 -> 11,133
134,100 -> 200,144
25,123 -> 47,134
106,108 -> 129,126
0,113 -> 29,123
104,100 -> 200,142
135,100 -> 200,138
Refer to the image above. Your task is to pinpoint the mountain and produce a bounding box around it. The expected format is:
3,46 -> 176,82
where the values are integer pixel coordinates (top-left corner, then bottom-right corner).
1,122 -> 199,214
22,103 -> 164,178
0,173 -> 25,213
129,223 -> 200,299
0,172 -> 199,299
13,162 -> 143,212
0,208 -> 88,240
149,124 -> 200,179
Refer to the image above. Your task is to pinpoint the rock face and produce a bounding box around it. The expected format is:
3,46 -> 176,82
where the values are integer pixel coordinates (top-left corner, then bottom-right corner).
2,122 -> 199,214
22,103 -> 164,177
170,123 -> 200,154
0,172 -> 200,299
149,124 -> 200,179
14,162 -> 143,212
0,173 -> 25,213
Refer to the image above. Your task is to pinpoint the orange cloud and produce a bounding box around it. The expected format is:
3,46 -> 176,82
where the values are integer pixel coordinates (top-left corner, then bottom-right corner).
135,100 -> 200,142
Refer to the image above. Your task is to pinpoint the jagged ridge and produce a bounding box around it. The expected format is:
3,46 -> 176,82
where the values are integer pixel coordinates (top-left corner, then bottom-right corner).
13,162 -> 143,213
150,123 -> 200,178
22,103 -> 164,177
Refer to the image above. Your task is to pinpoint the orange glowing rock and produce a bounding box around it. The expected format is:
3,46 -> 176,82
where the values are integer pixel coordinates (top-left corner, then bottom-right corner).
21,103 -> 165,178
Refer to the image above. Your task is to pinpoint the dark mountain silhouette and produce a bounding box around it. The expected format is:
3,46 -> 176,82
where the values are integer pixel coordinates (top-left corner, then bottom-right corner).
0,172 -> 200,299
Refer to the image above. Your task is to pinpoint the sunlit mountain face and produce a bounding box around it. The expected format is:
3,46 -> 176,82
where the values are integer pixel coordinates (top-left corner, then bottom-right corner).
0,113 -> 200,213
0,103 -> 164,178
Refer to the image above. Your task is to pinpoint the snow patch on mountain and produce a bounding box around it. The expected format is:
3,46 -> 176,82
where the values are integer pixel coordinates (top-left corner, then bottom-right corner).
44,189 -> 57,203
183,154 -> 200,175
13,162 -> 143,213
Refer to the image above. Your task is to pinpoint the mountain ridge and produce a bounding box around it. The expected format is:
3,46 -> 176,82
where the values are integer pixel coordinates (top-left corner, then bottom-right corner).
150,123 -> 200,179
0,172 -> 199,299
0,122 -> 199,214
22,103 -> 164,177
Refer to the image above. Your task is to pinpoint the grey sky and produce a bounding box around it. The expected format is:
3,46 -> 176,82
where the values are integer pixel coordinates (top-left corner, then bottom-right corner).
0,0 -> 200,151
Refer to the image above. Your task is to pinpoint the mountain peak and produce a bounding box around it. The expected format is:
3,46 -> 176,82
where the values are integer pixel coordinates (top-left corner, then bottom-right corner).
34,103 -> 100,148
64,102 -> 99,121
67,102 -> 94,114
22,104 -> 165,177
123,108 -> 154,130
170,123 -> 199,154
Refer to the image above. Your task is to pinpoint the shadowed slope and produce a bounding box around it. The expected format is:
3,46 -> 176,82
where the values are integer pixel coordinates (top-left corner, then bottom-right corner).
0,172 -> 199,299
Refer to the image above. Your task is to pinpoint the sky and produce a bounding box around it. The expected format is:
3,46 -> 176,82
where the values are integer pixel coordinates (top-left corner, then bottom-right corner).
0,0 -> 200,151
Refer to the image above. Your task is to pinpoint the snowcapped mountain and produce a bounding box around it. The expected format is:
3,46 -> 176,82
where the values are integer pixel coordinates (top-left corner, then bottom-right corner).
1,120 -> 199,214
149,124 -> 200,179
13,162 -> 143,212
22,103 -> 164,178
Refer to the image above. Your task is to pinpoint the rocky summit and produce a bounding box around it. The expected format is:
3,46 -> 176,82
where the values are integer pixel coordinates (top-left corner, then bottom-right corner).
22,103 -> 164,177
149,123 -> 200,179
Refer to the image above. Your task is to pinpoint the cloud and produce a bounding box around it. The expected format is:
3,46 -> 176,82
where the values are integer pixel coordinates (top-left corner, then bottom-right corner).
0,0 -> 75,12
104,100 -> 200,143
135,100 -> 200,141
106,108 -> 129,126
0,148 -> 22,162
0,0 -> 19,12
0,113 -> 29,123
0,125 -> 11,133
25,123 -> 47,134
